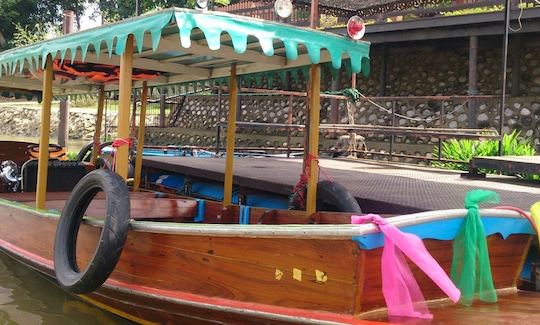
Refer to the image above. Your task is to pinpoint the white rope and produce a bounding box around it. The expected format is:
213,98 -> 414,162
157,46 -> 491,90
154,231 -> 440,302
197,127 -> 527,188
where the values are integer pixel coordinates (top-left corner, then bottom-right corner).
509,0 -> 524,32
357,91 -> 470,123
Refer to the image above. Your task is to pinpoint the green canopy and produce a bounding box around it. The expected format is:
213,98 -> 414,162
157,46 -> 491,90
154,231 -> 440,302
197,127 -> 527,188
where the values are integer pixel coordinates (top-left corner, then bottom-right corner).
0,7 -> 370,94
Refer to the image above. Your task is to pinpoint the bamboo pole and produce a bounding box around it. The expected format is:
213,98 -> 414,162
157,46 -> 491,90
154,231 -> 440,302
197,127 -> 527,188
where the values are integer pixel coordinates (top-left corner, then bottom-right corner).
116,35 -> 134,180
35,54 -> 54,209
90,86 -> 105,166
223,64 -> 238,206
133,82 -> 148,191
306,64 -> 321,215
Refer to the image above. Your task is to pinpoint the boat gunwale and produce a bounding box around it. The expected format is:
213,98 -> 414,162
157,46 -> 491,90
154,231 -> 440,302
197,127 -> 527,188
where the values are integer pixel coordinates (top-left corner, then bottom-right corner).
0,196 -> 528,239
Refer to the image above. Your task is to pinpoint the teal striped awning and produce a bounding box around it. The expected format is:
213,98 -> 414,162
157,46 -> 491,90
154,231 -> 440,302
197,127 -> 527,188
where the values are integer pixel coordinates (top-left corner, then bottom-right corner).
0,7 -> 370,94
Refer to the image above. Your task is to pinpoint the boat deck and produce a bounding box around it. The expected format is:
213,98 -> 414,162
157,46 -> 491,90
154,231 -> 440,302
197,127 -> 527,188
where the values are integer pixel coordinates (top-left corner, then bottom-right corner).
470,155 -> 540,177
143,156 -> 540,214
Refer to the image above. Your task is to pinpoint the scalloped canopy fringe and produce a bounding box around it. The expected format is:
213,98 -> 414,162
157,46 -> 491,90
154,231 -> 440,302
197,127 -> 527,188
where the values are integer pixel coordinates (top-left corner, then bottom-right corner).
0,8 -> 370,80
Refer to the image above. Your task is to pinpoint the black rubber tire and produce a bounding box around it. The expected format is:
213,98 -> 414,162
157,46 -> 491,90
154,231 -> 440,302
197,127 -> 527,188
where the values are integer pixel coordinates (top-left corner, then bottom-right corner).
289,180 -> 362,213
316,180 -> 362,213
54,169 -> 130,294
76,141 -> 113,162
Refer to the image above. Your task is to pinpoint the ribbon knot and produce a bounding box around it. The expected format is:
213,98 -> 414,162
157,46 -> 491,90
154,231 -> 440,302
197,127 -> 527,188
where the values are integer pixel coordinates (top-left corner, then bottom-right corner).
451,189 -> 499,306
352,214 -> 460,319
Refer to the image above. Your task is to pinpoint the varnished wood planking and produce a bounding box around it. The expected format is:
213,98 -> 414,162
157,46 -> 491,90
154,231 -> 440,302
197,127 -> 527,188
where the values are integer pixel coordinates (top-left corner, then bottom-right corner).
0,195 -> 533,319
0,205 -> 359,313
358,234 -> 532,311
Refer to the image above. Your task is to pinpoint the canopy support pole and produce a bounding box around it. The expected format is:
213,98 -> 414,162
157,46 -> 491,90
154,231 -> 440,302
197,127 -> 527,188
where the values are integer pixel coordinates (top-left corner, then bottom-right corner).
35,54 -> 54,209
133,81 -> 148,191
91,86 -> 105,166
306,64 -> 321,215
116,34 -> 134,180
223,63 -> 238,206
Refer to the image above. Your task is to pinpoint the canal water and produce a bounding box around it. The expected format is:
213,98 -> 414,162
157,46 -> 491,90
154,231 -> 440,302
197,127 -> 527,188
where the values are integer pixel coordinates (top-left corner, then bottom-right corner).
0,253 -> 133,324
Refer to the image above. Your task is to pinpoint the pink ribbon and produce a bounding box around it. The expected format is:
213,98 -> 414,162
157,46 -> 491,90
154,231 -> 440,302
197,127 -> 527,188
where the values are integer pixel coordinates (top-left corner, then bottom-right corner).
352,214 -> 460,319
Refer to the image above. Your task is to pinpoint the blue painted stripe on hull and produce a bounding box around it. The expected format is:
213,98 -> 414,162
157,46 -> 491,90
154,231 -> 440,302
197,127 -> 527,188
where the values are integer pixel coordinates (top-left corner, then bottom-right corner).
353,216 -> 535,250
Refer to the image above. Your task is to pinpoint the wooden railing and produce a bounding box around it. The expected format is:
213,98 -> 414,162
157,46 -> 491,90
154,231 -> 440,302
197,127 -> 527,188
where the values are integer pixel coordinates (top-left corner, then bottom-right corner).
365,0 -> 539,24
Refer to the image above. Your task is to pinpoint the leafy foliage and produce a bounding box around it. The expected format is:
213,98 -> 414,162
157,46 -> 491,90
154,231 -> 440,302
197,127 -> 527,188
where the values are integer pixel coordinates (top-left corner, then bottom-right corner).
433,130 -> 538,180
92,0 -> 230,23
10,23 -> 59,47
0,0 -> 86,50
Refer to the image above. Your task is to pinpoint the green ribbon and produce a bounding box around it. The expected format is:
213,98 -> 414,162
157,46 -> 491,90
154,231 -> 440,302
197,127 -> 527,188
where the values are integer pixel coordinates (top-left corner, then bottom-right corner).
451,189 -> 499,306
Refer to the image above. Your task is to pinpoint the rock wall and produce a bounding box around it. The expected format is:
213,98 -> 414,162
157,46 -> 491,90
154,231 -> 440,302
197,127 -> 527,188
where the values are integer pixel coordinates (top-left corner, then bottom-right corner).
0,106 -> 116,140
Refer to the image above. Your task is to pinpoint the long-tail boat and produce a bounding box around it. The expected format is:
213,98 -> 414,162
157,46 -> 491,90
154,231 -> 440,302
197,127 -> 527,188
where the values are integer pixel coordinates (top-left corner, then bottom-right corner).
0,7 -> 539,324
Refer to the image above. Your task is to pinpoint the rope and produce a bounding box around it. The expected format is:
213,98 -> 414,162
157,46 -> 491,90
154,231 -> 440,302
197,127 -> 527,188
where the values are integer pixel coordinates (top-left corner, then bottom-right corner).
357,91 -> 470,123
290,154 -> 317,209
289,154 -> 336,209
105,138 -> 132,172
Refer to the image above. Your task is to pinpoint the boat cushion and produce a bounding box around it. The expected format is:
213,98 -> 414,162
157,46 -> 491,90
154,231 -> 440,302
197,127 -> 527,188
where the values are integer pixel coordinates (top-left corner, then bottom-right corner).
21,159 -> 87,192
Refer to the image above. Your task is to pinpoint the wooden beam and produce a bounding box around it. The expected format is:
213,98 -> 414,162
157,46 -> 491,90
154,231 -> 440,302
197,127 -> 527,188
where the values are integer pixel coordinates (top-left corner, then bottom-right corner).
208,51 -> 336,81
91,86 -> 105,166
81,51 -> 210,77
306,64 -> 321,215
160,35 -> 286,66
115,35 -> 134,180
133,81 -> 148,191
223,64 -> 238,206
35,54 -> 54,209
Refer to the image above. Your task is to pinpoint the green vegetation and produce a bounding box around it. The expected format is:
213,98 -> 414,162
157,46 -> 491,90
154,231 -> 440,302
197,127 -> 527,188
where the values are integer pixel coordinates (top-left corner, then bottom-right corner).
0,0 -> 231,50
433,130 -> 538,180
66,151 -> 78,161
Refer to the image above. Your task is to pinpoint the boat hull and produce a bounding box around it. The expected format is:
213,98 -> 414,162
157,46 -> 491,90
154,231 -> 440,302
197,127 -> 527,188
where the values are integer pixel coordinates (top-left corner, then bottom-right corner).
0,197 -> 533,324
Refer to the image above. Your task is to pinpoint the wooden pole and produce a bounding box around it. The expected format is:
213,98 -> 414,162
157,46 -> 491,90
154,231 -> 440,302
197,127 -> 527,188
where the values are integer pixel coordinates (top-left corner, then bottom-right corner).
133,82 -> 148,191
511,35 -> 521,97
116,35 -> 134,180
216,88 -> 222,154
131,90 -> 138,138
90,86 -> 105,165
306,64 -> 321,215
58,10 -> 74,148
499,0 -> 511,156
468,35 -> 478,128
36,54 -> 54,209
223,64 -> 238,206
159,93 -> 166,127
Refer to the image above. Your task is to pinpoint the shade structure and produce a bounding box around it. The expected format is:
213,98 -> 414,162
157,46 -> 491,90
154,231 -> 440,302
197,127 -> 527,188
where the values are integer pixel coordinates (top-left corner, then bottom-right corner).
0,7 -> 370,95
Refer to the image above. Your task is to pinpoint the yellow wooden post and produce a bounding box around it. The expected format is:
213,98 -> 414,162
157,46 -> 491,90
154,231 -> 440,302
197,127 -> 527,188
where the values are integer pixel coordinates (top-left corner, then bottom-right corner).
223,64 -> 238,205
90,86 -> 105,166
115,35 -> 134,180
133,82 -> 148,191
35,54 -> 54,209
306,64 -> 321,215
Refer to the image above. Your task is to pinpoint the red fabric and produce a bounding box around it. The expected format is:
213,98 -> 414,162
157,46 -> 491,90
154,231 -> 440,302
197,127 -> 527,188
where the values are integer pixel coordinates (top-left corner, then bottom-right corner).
106,138 -> 132,172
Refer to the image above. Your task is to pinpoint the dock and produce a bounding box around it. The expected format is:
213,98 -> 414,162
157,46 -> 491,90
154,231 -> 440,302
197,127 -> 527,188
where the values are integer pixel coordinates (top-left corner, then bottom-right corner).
469,155 -> 540,178
143,156 -> 540,214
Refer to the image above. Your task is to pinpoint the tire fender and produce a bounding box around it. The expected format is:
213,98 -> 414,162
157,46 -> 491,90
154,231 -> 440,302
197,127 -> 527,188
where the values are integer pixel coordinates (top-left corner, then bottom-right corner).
54,169 -> 130,294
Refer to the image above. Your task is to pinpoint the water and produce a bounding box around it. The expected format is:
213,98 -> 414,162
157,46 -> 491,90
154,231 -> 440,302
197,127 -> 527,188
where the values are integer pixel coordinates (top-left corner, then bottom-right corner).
0,135 -> 89,154
0,253 -> 133,324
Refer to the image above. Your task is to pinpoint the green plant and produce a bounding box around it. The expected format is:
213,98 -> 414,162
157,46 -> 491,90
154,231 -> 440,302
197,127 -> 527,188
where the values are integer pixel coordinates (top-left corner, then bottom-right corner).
66,151 -> 78,161
433,130 -> 538,180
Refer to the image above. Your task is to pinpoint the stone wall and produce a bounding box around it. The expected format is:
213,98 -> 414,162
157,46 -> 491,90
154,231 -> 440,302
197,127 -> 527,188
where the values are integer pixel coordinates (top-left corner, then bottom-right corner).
0,106 -> 116,141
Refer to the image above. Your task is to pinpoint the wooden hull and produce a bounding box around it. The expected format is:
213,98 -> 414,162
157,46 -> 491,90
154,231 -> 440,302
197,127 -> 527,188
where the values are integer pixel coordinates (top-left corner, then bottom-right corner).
0,196 -> 533,324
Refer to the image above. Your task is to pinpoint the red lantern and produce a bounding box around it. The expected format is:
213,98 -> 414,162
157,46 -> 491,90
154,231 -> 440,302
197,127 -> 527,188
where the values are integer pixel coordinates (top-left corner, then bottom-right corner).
347,16 -> 365,40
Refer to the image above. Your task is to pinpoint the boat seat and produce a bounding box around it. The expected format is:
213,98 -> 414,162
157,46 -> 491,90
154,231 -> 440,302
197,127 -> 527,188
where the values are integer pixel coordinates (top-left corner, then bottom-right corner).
21,159 -> 87,192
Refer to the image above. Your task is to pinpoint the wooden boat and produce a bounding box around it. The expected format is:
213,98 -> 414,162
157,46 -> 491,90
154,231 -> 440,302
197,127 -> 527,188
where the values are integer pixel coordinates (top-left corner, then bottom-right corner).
0,7 -> 539,324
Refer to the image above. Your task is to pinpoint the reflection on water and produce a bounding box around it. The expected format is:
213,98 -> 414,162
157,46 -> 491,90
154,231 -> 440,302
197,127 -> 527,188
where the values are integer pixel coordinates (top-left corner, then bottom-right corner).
0,135 -> 89,153
0,253 -> 133,324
